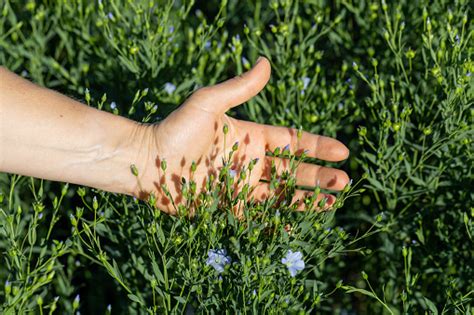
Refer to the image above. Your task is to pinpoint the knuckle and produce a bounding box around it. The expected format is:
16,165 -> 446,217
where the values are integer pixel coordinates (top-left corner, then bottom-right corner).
191,86 -> 212,99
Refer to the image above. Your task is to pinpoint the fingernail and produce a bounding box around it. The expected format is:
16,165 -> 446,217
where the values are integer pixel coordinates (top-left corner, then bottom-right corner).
256,56 -> 264,64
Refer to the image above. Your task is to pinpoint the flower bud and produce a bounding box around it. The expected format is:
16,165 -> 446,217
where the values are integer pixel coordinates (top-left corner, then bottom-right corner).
361,271 -> 368,280
85,88 -> 91,104
232,141 -> 239,151
161,159 -> 167,171
352,62 -> 358,71
92,196 -> 99,211
69,214 -> 77,227
5,281 -> 11,295
73,294 -> 80,310
61,183 -> 69,196
77,187 -> 86,197
130,164 -> 139,176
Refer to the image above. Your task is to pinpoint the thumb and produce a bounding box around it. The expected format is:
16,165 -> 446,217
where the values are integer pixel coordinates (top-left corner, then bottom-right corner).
189,56 -> 271,113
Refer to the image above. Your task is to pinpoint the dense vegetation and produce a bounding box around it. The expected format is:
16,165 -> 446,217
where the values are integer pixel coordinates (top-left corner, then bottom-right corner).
1,0 -> 472,313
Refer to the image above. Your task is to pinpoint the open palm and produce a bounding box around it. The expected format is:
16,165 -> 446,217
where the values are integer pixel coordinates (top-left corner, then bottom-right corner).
135,57 -> 349,217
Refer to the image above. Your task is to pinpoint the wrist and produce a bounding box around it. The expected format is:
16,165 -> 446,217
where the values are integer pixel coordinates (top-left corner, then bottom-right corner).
98,119 -> 154,198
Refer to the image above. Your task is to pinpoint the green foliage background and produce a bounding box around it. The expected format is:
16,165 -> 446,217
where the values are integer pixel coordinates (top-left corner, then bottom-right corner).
0,0 -> 473,314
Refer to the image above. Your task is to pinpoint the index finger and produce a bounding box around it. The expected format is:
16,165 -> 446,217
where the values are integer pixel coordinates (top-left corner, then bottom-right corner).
264,125 -> 349,161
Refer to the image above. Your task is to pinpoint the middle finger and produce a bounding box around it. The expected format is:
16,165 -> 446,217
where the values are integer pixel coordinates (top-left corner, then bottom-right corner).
261,156 -> 349,190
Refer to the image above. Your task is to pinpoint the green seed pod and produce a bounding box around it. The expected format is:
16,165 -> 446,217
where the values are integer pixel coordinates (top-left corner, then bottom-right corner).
47,271 -> 55,280
315,64 -> 321,74
77,187 -> 86,197
130,164 -> 139,176
2,4 -> 9,16
129,46 -> 139,55
223,124 -> 229,135
362,271 -> 368,280
161,159 -> 167,171
85,88 -> 91,104
401,290 -> 407,301
149,193 -> 156,207
315,14 -> 323,24
76,207 -> 83,218
405,48 -> 416,59
298,285 -> 304,294
318,197 -> 327,208
232,141 -> 239,151
393,123 -> 401,132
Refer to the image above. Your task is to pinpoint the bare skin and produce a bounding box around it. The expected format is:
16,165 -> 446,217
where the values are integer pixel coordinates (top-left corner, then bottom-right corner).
0,57 -> 349,218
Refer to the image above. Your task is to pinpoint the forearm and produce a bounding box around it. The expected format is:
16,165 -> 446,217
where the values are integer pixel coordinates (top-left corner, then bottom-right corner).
0,67 -> 148,196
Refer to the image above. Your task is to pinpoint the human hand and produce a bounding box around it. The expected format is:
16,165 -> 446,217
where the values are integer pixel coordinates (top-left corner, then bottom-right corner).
133,57 -> 350,218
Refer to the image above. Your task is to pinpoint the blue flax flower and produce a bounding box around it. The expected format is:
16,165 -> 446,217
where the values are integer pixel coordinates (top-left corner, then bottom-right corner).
302,77 -> 310,90
206,248 -> 231,273
281,250 -> 305,277
164,82 -> 176,94
164,82 -> 176,95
